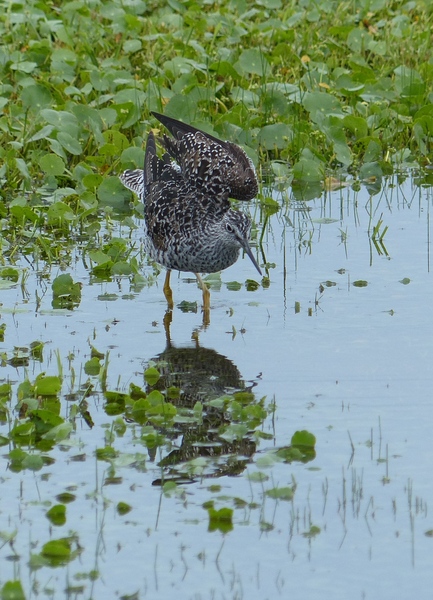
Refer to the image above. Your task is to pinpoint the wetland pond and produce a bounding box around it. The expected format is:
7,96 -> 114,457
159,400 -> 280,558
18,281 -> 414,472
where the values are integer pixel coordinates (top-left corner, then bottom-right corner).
1,171 -> 433,600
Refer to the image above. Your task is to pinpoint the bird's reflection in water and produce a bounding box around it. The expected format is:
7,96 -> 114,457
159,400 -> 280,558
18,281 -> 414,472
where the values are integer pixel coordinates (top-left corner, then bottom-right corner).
148,312 -> 260,485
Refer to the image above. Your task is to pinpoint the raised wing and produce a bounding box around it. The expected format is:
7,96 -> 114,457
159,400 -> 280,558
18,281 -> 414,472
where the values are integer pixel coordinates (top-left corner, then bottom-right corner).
151,112 -> 258,201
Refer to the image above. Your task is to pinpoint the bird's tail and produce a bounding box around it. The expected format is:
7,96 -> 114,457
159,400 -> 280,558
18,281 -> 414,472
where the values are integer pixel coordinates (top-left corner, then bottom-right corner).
145,131 -> 180,189
120,131 -> 181,199
151,111 -> 223,145
144,130 -> 158,189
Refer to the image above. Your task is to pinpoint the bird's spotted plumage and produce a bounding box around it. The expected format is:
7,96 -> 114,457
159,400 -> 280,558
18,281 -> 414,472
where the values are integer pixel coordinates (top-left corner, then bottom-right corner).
119,113 -> 261,308
152,112 -> 258,201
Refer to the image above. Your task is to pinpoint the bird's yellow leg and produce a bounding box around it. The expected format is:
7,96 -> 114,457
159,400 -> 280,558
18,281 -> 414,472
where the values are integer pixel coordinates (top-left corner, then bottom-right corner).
163,310 -> 173,342
163,270 -> 173,309
195,273 -> 210,327
195,273 -> 210,307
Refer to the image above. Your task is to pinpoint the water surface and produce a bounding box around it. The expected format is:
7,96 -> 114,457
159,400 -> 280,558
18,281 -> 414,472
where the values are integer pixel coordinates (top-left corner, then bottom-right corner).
1,173 -> 432,599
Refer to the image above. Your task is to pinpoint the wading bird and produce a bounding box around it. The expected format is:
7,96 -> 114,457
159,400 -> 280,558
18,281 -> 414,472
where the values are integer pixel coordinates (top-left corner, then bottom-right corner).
120,112 -> 261,317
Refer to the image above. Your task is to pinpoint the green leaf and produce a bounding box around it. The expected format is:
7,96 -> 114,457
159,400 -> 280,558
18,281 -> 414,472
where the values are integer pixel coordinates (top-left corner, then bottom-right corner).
56,492 -> 76,504
11,60 -> 37,73
207,507 -> 233,533
362,140 -> 382,163
247,471 -> 269,483
245,279 -> 260,291
131,398 -> 150,423
51,273 -> 81,309
1,580 -> 26,600
111,261 -> 133,276
39,154 -> 65,176
15,158 -> 30,180
393,65 -> 423,94
236,49 -> 270,77
129,383 -> 147,399
123,39 -> 142,53
31,409 -> 63,430
226,281 -> 242,291
30,341 -> 44,361
266,486 -> 295,501
359,161 -> 383,181
52,273 -> 79,297
88,250 -> 111,267
343,115 -> 368,139
57,131 -> 82,155
40,109 -> 78,130
120,146 -> 145,168
255,453 -> 279,468
43,423 -> 73,442
20,84 -> 53,109
303,525 -> 321,538
0,268 -> 19,282
9,423 -> 34,444
323,119 -> 352,165
219,424 -> 248,442
0,383 -> 12,400
95,447 -> 117,461
303,92 -> 343,121
162,481 -> 178,496
47,202 -> 76,227
146,392 -> 176,422
335,75 -> 364,94
8,448 -> 28,463
82,173 -> 103,190
10,205 -> 40,225
110,101 -> 140,128
209,61 -> 239,80
163,94 -> 198,124
105,391 -> 128,405
291,430 -> 316,448
292,158 -> 324,182
233,391 -> 255,404
146,390 -> 165,405
97,177 -> 132,209
34,375 -> 62,396
258,124 -> 292,150
22,454 -> 44,471
347,28 -> 372,54
102,130 -> 130,153
144,367 -> 160,386
116,502 -> 132,515
84,357 -> 101,376
46,504 -> 67,526
41,538 -> 71,559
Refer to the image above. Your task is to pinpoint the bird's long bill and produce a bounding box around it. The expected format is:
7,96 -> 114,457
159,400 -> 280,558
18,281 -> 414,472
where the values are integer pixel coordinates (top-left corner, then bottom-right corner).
241,238 -> 262,276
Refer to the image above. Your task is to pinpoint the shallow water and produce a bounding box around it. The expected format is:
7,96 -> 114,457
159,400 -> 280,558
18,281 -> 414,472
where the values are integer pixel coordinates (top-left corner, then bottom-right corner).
1,173 -> 433,599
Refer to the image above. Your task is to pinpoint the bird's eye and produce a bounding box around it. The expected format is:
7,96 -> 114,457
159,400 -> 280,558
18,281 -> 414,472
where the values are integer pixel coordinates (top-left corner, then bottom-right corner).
226,223 -> 234,233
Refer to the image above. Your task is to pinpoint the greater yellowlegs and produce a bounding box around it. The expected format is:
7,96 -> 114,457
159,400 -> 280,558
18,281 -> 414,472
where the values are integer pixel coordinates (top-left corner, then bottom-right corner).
120,112 -> 261,312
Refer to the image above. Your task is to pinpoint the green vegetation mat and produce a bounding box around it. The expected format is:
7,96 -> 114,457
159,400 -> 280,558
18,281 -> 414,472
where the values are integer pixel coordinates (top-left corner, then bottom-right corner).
1,0 -> 432,205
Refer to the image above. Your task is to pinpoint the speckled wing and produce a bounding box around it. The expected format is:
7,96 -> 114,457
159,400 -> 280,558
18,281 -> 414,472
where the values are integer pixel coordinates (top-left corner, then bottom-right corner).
119,132 -> 181,200
144,177 -> 232,258
151,111 -> 258,201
